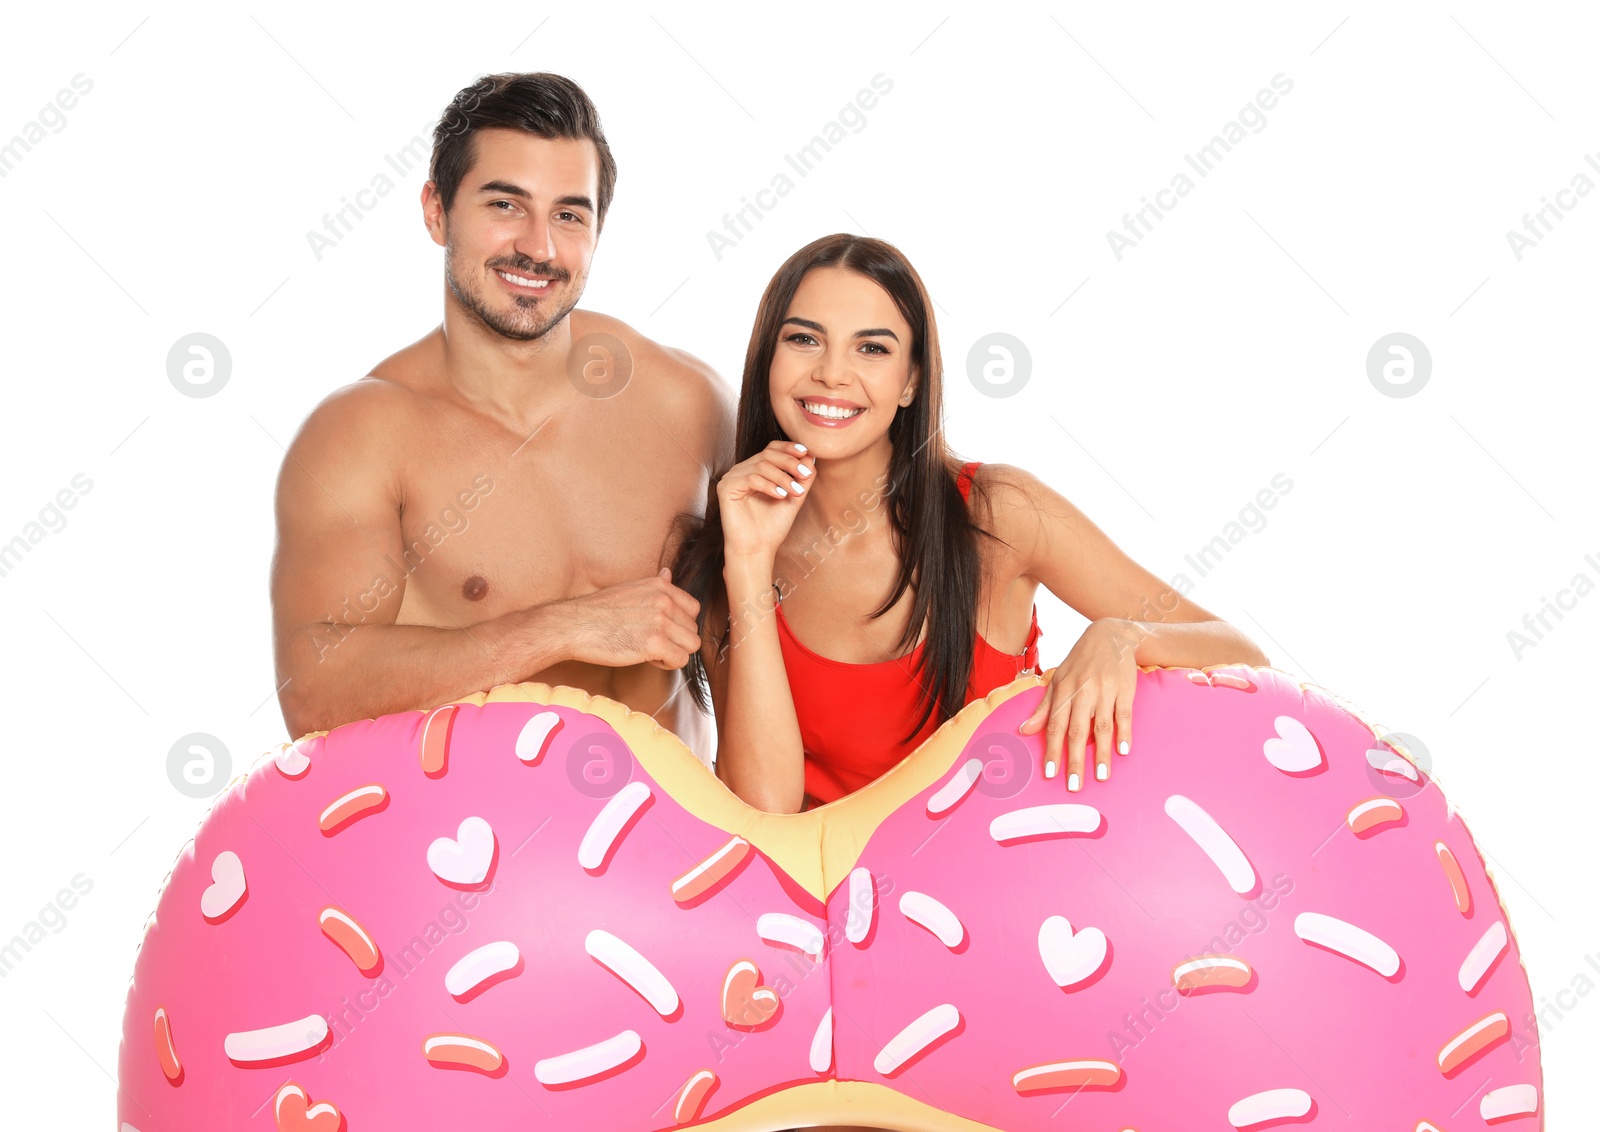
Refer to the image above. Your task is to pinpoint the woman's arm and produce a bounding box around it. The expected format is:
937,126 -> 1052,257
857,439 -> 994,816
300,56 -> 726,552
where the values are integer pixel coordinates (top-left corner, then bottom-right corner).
983,463 -> 1269,789
704,552 -> 808,814
992,463 -> 1269,667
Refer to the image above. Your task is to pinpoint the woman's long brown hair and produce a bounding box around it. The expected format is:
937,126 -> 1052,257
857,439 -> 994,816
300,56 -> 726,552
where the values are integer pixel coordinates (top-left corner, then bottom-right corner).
671,233 -> 1008,747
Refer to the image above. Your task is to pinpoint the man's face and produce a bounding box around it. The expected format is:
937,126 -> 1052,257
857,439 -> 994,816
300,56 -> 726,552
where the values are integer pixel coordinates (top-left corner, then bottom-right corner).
430,127 -> 601,342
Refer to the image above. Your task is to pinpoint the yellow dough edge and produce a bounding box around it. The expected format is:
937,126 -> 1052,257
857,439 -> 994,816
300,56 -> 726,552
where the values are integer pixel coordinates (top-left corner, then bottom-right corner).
690,1078 -> 1003,1130
436,674 -> 1048,902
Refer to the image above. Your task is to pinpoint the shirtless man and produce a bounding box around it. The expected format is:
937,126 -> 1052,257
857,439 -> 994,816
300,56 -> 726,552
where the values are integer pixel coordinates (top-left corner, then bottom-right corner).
270,72 -> 733,762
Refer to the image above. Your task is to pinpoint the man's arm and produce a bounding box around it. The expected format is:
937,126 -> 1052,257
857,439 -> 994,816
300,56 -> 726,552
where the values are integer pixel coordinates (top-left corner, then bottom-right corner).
269,382 -> 572,738
271,381 -> 705,739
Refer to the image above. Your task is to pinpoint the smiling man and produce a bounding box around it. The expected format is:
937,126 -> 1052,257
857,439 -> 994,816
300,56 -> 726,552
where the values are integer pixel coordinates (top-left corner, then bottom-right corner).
270,73 -> 732,761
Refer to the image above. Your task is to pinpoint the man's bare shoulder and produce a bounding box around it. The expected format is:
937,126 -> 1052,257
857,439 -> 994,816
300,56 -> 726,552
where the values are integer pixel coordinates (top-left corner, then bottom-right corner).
277,376 -> 420,506
290,376 -> 416,449
572,309 -> 737,463
573,310 -> 730,400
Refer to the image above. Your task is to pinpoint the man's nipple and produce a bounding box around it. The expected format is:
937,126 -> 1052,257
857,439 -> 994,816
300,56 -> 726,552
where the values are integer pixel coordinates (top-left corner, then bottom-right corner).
462,574 -> 489,602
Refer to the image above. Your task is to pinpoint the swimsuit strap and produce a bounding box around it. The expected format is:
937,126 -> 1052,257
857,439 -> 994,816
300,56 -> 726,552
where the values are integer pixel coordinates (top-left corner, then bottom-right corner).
957,460 -> 982,503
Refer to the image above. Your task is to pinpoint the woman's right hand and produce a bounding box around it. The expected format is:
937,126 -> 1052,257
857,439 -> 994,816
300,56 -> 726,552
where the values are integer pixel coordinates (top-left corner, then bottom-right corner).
718,440 -> 814,561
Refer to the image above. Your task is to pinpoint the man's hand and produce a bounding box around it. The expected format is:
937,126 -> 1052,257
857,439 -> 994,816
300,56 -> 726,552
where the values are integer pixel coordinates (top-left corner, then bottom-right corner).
554,567 -> 703,670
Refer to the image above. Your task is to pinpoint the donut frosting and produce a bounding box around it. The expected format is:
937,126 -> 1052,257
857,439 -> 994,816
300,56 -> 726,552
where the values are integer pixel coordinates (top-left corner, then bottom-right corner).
116,667 -> 1544,1129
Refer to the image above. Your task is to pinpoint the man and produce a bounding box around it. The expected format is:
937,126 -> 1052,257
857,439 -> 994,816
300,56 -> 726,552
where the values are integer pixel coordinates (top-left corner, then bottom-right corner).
270,72 -> 733,762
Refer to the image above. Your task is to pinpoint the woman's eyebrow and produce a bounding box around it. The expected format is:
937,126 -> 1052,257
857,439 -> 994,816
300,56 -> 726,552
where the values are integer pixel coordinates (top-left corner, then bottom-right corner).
781,316 -> 899,341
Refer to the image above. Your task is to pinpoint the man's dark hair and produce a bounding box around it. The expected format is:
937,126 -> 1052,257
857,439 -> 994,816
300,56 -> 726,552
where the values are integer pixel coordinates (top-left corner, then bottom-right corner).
429,72 -> 617,230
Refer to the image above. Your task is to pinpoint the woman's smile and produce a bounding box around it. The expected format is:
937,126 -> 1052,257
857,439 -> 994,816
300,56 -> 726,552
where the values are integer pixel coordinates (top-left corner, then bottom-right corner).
795,397 -> 867,427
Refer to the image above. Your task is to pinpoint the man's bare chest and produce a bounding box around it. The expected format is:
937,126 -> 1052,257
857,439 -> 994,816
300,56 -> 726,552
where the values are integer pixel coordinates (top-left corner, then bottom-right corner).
389,414 -> 702,626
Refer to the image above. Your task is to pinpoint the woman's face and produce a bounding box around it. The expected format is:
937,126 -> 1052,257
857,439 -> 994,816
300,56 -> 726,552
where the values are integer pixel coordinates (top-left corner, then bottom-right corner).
769,265 -> 917,459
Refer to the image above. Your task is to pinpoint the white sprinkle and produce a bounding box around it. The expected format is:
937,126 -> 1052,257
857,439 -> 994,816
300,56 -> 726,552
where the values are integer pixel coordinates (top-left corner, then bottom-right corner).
989,804 -> 1101,844
534,1029 -> 642,1085
1165,795 -> 1256,894
1459,920 -> 1509,993
757,913 -> 825,959
445,940 -> 521,998
224,1014 -> 329,1064
846,867 -> 876,944
809,1007 -> 834,1074
874,1004 -> 960,1075
578,780 -> 652,870
1227,1087 -> 1312,1128
585,929 -> 679,1015
516,710 -> 563,763
1366,745 -> 1418,781
1173,955 -> 1251,984
422,1033 -> 501,1065
1261,715 -> 1322,773
1480,1083 -> 1539,1119
670,835 -> 750,902
1295,911 -> 1400,977
927,757 -> 983,816
1037,915 -> 1108,988
426,816 -> 496,886
900,891 -> 964,948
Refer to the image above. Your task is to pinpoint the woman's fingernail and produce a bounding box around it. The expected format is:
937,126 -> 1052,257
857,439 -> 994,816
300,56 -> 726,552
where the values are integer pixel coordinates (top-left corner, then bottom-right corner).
1119,740 -> 1130,755
1096,763 -> 1108,781
797,464 -> 812,476
775,486 -> 788,496
793,443 -> 808,453
1044,761 -> 1056,779
1067,772 -> 1080,792
790,480 -> 805,493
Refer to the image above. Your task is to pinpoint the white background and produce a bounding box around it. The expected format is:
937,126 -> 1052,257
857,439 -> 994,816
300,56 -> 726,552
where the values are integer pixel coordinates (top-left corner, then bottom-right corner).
0,0 -> 1594,1125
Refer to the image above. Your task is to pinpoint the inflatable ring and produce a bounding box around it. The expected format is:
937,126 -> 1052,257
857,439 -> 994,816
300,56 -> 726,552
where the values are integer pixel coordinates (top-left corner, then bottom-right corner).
117,666 -> 1543,1129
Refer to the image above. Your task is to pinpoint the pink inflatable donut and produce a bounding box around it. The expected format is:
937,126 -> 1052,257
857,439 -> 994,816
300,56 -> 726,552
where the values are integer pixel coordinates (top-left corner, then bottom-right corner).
117,667 -> 1543,1130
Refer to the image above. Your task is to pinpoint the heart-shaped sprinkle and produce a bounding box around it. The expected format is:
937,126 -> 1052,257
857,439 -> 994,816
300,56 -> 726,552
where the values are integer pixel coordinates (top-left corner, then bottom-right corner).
200,851 -> 246,923
1038,915 -> 1108,988
721,959 -> 780,1028
1262,715 -> 1323,774
275,740 -> 313,779
274,1081 -> 342,1132
427,816 -> 496,886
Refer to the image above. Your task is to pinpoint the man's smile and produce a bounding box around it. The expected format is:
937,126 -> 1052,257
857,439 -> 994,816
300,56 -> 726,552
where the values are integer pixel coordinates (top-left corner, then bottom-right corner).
496,268 -> 556,293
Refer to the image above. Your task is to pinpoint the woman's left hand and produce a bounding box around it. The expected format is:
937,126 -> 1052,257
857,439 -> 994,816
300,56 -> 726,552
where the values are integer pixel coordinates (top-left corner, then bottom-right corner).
1017,618 -> 1140,791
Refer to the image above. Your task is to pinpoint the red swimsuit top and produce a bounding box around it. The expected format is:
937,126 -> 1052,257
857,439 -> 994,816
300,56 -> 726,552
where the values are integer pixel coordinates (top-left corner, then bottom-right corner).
776,461 -> 1043,806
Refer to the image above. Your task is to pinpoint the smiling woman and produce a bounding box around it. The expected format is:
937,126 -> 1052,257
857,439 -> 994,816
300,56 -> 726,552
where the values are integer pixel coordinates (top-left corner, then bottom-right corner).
671,232 -> 1269,825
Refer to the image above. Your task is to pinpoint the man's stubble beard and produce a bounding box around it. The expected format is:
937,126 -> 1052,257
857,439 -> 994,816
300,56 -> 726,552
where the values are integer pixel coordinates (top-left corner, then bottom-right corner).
445,237 -> 584,343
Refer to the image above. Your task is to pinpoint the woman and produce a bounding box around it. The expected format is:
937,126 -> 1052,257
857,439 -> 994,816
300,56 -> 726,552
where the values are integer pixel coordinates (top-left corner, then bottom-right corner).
671,233 -> 1268,817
